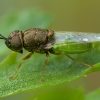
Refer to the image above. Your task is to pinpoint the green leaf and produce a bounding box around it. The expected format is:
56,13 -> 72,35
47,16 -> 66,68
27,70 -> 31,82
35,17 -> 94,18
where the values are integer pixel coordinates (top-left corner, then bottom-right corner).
85,88 -> 100,100
0,47 -> 100,97
32,85 -> 84,100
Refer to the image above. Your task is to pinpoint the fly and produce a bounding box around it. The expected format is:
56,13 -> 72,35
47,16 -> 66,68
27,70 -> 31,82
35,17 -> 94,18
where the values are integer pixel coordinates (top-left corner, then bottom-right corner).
0,28 -> 99,81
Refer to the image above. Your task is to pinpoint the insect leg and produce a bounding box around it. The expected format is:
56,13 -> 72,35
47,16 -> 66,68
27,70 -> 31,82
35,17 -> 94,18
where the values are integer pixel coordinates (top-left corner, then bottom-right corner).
49,49 -> 93,67
49,49 -> 62,55
9,52 -> 33,80
41,52 -> 50,82
65,54 -> 94,68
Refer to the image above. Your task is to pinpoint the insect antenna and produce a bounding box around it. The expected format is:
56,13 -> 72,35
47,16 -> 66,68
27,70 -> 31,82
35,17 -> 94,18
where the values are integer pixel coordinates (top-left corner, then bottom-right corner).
0,34 -> 8,41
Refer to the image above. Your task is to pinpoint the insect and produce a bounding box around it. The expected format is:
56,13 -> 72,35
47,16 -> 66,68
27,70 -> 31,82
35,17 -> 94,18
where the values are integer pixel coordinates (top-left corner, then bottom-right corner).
0,28 -> 99,81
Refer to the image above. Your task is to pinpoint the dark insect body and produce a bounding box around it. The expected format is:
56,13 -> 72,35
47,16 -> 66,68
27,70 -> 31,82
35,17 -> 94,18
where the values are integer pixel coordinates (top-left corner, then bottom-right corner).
5,28 -> 54,54
0,28 -> 97,81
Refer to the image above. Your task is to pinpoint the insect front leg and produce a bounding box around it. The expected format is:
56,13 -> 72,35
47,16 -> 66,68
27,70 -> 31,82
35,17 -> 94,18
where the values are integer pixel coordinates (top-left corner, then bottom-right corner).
9,52 -> 33,80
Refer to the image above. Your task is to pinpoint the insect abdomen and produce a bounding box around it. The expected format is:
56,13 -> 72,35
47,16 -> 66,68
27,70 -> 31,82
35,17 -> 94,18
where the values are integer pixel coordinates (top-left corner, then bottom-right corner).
52,43 -> 93,54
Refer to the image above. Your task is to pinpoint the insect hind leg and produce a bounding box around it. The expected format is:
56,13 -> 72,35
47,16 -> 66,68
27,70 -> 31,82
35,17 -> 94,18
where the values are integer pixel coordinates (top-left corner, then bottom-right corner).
49,49 -> 94,68
65,54 -> 94,68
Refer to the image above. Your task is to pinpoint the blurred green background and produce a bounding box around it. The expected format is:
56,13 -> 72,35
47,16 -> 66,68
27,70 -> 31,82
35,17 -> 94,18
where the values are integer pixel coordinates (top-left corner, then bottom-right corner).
0,0 -> 100,100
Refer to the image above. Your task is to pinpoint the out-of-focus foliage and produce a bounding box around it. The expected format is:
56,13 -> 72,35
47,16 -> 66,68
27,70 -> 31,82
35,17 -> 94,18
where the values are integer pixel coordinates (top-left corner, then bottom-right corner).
85,88 -> 100,100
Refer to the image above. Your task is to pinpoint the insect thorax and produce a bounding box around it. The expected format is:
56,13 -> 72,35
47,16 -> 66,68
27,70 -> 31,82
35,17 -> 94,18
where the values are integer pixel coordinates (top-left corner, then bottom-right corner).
23,28 -> 54,53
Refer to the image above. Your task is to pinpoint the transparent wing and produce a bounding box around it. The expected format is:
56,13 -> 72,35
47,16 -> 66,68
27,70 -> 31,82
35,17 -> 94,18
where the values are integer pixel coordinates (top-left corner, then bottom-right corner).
45,31 -> 100,49
54,31 -> 100,44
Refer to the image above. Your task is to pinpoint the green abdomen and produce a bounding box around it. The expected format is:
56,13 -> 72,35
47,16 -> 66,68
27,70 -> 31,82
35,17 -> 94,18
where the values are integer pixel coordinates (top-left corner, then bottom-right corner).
52,43 -> 93,54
